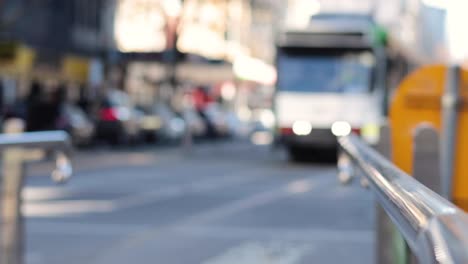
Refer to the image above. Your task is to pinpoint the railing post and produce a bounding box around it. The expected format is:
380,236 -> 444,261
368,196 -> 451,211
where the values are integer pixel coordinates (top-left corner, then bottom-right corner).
1,119 -> 27,264
409,125 -> 441,264
440,65 -> 460,200
1,148 -> 26,264
413,125 -> 441,194
0,130 -> 72,264
375,124 -> 408,264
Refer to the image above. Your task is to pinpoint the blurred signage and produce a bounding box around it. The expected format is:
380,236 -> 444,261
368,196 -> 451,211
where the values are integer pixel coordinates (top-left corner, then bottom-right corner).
177,0 -> 229,59
114,0 -> 171,52
62,56 -> 89,82
0,43 -> 36,75
15,45 -> 36,74
176,63 -> 233,84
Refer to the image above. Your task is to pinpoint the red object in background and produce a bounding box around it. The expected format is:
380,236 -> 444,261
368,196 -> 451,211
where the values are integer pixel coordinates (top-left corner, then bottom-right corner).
213,82 -> 223,99
280,127 -> 294,135
193,87 -> 214,111
352,128 -> 361,135
100,108 -> 119,122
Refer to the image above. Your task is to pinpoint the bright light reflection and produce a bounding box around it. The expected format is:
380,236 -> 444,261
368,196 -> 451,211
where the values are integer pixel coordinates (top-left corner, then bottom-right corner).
114,0 -> 167,52
292,121 -> 312,136
331,121 -> 351,137
446,1 -> 468,62
162,0 -> 182,17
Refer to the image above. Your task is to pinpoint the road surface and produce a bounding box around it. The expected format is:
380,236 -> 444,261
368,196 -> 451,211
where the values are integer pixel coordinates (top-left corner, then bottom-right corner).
24,142 -> 375,264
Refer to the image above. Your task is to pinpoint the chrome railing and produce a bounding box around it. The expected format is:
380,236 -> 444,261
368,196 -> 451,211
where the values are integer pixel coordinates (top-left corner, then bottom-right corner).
0,130 -> 71,152
338,135 -> 468,264
0,131 -> 73,264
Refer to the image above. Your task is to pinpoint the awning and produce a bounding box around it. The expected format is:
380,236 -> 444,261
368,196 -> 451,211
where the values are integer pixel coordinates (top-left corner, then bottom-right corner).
175,63 -> 234,84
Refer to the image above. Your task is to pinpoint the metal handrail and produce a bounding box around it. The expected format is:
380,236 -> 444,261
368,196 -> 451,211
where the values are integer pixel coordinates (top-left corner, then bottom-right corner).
338,135 -> 468,264
0,131 -> 72,153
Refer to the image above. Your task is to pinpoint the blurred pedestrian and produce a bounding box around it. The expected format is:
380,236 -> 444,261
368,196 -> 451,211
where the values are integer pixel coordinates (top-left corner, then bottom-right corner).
78,85 -> 90,114
51,83 -> 68,130
26,81 -> 44,131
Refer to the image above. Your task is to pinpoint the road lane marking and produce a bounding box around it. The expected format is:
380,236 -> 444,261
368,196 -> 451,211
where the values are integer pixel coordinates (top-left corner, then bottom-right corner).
114,167 -> 272,209
26,220 -> 373,244
96,175 -> 332,250
27,222 -> 150,236
23,166 -> 285,217
23,158 -> 270,206
29,153 -> 255,191
23,187 -> 68,202
202,241 -> 312,264
89,170 -> 343,263
181,175 -> 334,225
173,225 -> 373,243
23,200 -> 114,217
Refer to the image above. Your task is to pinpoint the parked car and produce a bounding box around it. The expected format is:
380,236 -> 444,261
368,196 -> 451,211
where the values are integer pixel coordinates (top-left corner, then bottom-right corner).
153,104 -> 186,142
96,89 -> 143,144
138,107 -> 163,142
61,103 -> 95,146
203,103 -> 229,138
182,107 -> 207,138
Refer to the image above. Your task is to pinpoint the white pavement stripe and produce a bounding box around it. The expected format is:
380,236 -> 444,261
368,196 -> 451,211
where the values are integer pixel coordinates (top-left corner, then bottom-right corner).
24,159 -> 266,204
114,167 -> 272,209
89,176 -> 328,262
23,200 -> 115,217
181,174 -> 335,225
39,156 -> 254,192
174,225 -> 374,243
27,222 -> 150,236
23,187 -> 69,202
23,167 -> 279,217
202,241 -> 312,264
29,152 -> 162,176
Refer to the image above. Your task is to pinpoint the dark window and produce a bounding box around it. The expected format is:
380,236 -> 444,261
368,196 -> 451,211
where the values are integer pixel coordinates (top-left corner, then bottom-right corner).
277,48 -> 375,93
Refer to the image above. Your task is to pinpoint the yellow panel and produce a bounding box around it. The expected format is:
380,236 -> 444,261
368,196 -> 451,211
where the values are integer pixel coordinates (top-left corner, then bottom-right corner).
0,44 -> 36,76
15,45 -> 36,74
389,65 -> 468,211
62,56 -> 89,83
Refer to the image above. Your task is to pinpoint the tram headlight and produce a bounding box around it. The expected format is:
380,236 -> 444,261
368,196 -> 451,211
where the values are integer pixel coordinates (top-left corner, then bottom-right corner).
331,121 -> 352,137
292,121 -> 312,136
